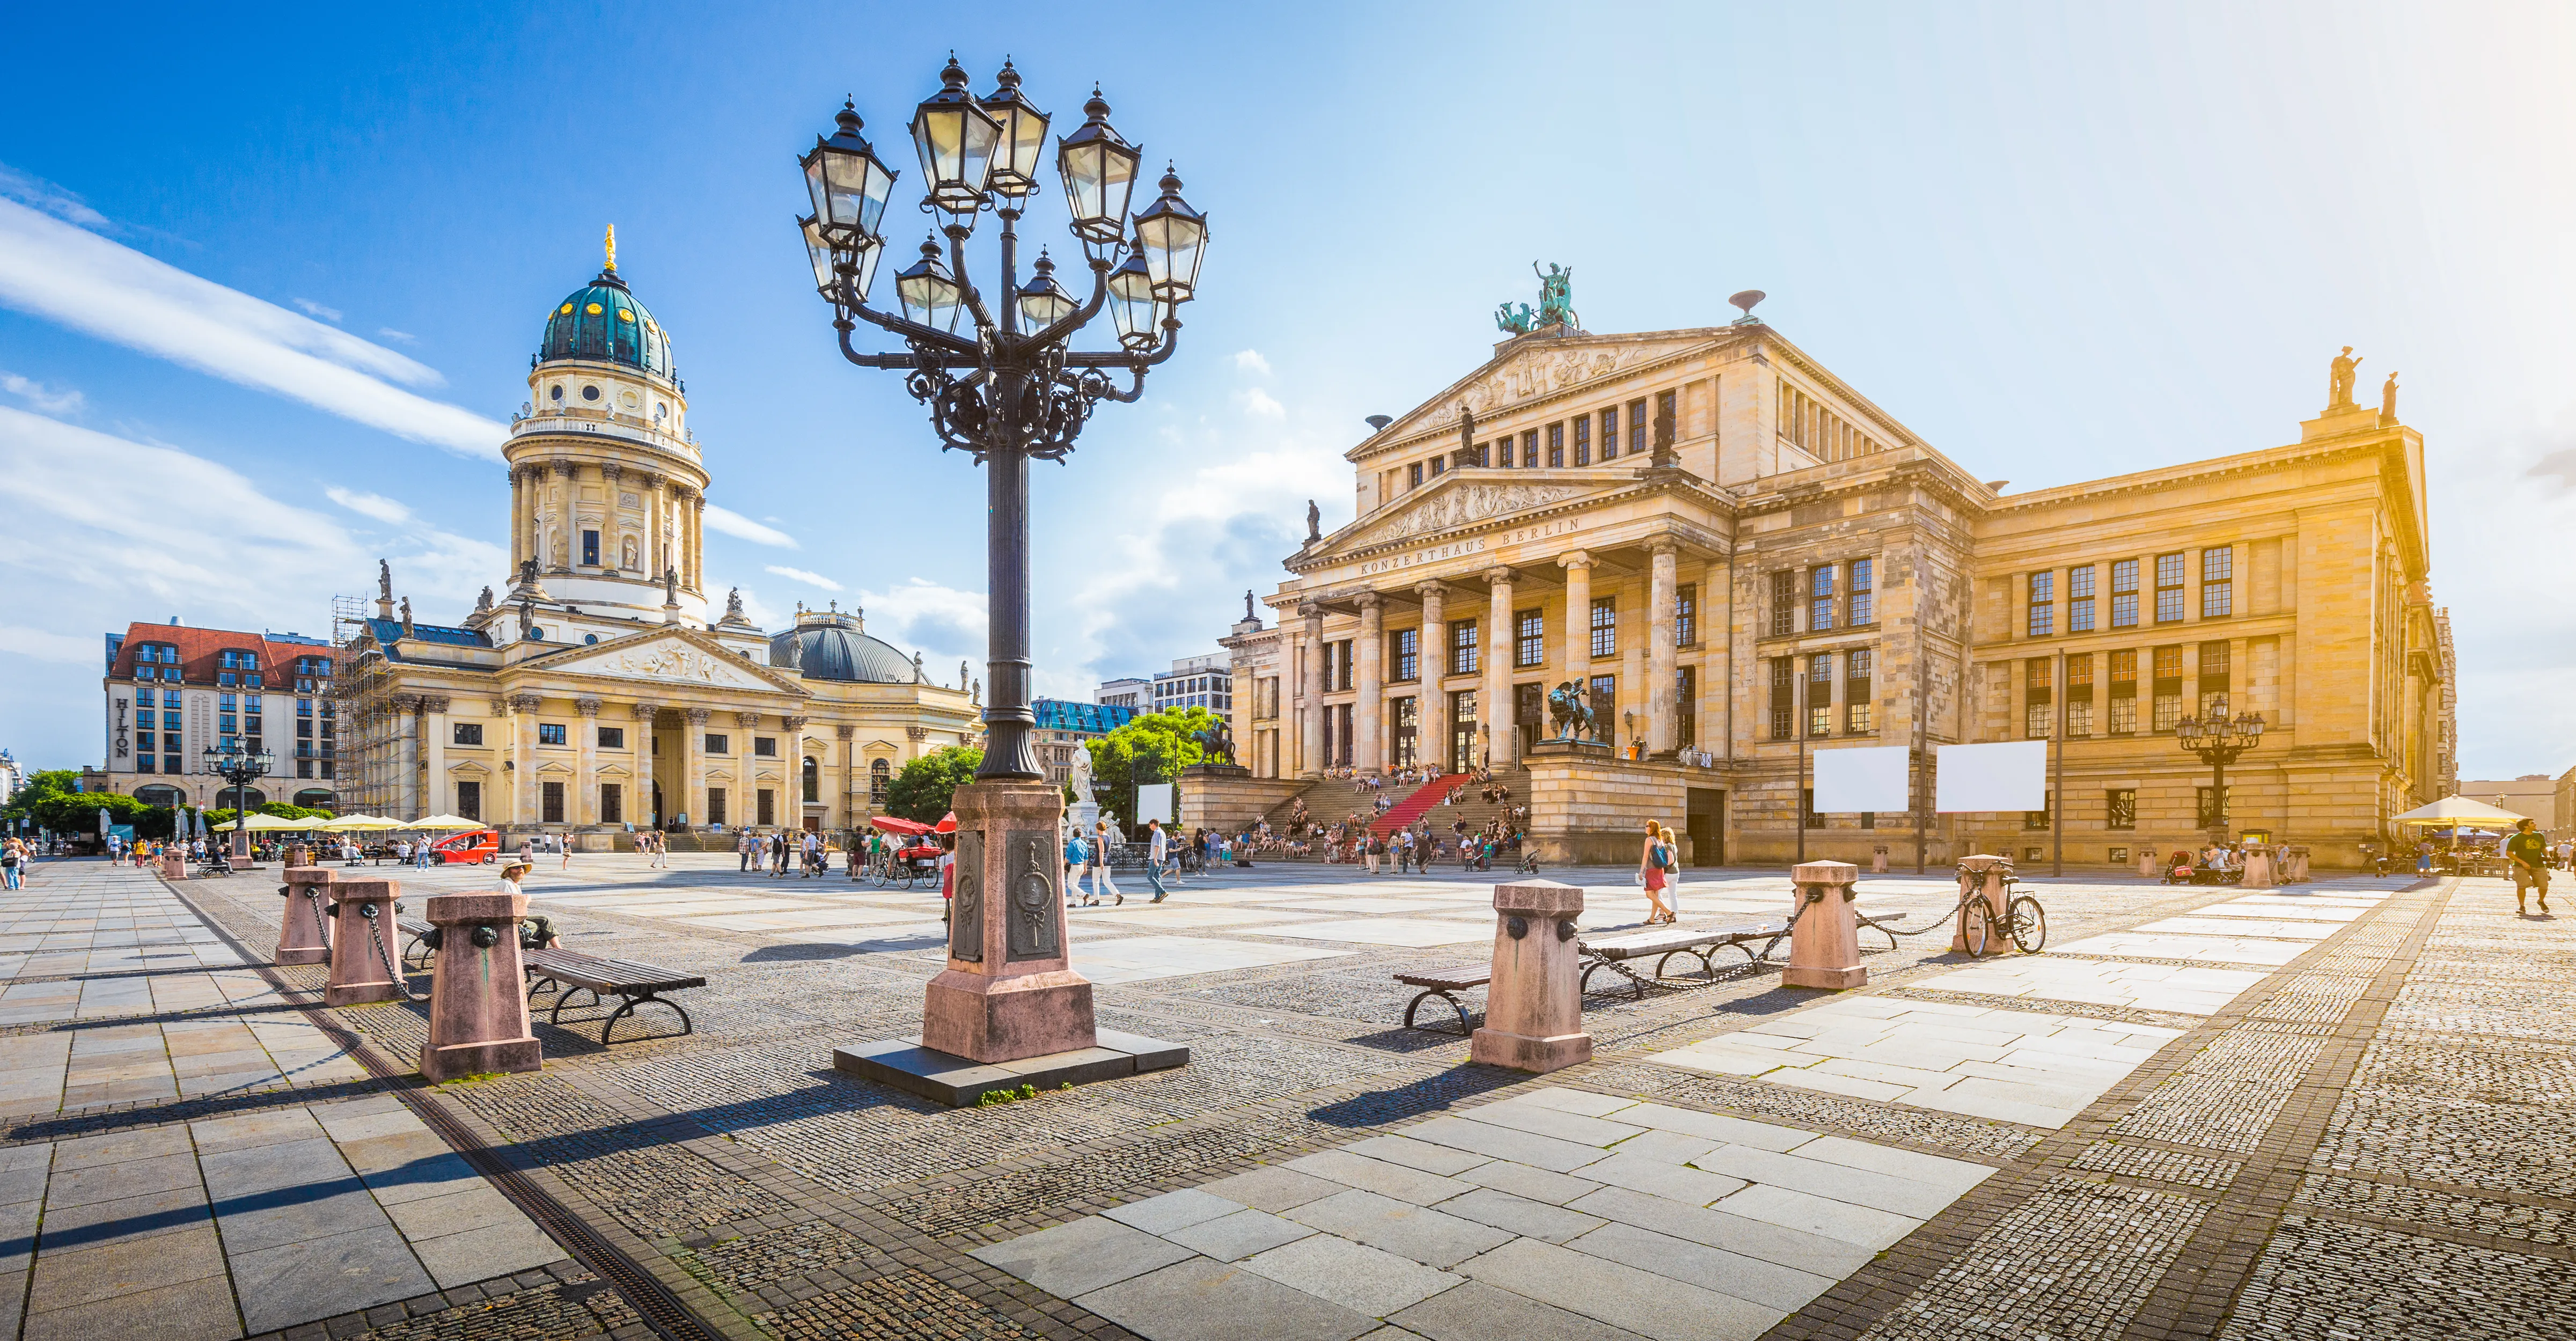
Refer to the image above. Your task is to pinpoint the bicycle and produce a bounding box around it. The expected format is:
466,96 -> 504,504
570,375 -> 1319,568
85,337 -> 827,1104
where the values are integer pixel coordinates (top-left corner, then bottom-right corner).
1872,859 -> 2047,956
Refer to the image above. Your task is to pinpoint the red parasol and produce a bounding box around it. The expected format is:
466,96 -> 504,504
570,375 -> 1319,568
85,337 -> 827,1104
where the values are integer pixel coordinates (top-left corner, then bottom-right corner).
934,812 -> 959,834
870,816 -> 932,836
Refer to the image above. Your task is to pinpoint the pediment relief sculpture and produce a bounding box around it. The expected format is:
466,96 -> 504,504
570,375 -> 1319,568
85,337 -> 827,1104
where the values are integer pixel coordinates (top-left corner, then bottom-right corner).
549,636 -> 777,690
1350,481 -> 1595,547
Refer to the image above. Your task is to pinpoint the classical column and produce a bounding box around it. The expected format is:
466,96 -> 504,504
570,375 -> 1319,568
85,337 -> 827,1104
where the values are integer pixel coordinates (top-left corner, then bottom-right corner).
421,695 -> 450,817
683,708 -> 709,828
782,715 -> 810,826
630,702 -> 659,825
1648,541 -> 1680,754
507,466 -> 525,570
836,724 -> 857,827
509,693 -> 542,826
1298,604 -> 1325,776
549,460 -> 577,571
1418,582 -> 1449,772
392,694 -> 422,820
685,491 -> 706,593
576,698 -> 601,827
1354,593 -> 1384,771
1558,551 -> 1593,714
645,473 -> 669,580
1483,568 -> 1515,768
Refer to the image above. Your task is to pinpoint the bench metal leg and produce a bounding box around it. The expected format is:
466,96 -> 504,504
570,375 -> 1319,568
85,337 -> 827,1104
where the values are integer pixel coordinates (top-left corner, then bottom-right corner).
548,985 -> 601,1025
526,973 -> 559,1004
1403,988 -> 1474,1035
599,991 -> 692,1044
1581,957 -> 1651,1000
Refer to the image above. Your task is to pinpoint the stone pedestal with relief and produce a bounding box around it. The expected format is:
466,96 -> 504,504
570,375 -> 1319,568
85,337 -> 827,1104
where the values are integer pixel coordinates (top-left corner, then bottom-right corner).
1470,879 -> 1591,1074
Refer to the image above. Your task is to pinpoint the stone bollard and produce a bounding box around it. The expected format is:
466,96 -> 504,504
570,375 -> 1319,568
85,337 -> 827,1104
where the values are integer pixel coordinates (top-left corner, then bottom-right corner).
159,852 -> 188,881
2139,846 -> 2161,878
2239,843 -> 2277,888
1784,861 -> 1867,990
1871,846 -> 1890,875
1954,855 -> 2010,955
275,867 -> 335,966
418,891 -> 542,1082
285,842 -> 311,869
324,878 -> 406,1006
2283,845 -> 2311,883
1470,880 -> 1591,1074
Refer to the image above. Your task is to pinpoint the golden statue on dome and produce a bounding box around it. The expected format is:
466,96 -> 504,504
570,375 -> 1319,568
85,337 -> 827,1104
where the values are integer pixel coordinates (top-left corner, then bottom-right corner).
604,224 -> 618,273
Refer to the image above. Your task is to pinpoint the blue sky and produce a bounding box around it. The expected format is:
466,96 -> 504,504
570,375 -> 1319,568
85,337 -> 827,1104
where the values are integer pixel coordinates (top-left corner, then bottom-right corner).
2,3 -> 2570,781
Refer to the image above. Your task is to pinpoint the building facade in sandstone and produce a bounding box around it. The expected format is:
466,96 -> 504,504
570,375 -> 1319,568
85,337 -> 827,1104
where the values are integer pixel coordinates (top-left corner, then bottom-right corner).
91,621 -> 342,811
337,245 -> 975,842
1221,313 -> 2447,868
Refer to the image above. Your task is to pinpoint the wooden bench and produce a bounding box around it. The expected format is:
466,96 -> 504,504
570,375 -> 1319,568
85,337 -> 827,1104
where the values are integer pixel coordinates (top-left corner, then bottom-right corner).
1579,921 -> 1786,999
523,948 -> 706,1043
1392,963 -> 1491,1034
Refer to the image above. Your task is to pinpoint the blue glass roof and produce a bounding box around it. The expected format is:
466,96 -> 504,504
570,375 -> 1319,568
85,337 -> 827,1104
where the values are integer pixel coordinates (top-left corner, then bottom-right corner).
1033,699 -> 1136,734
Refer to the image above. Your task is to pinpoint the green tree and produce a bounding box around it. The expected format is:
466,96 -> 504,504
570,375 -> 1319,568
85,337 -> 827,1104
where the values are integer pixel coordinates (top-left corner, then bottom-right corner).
1085,707 -> 1215,825
885,746 -> 984,822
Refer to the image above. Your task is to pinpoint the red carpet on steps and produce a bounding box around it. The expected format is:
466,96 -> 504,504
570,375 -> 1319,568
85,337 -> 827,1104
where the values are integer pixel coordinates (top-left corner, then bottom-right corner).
1369,774 -> 1471,838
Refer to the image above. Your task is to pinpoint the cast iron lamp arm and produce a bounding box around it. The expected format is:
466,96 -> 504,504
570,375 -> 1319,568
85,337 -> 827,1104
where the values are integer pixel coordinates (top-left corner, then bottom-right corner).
944,229 -> 1001,339
841,283 -> 980,357
1022,257 -> 1115,350
1063,317 -> 1183,370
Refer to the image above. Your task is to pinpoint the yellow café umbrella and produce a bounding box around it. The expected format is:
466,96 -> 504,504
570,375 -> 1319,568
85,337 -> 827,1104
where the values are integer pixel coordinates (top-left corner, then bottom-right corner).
2390,795 -> 2530,827
318,814 -> 397,832
402,814 -> 480,830
214,812 -> 311,832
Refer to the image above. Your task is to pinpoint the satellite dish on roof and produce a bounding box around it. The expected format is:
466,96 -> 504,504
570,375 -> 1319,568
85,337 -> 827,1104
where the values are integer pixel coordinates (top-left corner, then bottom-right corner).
1364,415 -> 1392,432
1728,290 -> 1766,323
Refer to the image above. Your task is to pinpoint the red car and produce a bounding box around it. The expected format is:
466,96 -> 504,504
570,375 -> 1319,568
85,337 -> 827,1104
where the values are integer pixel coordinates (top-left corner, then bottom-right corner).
430,829 -> 501,864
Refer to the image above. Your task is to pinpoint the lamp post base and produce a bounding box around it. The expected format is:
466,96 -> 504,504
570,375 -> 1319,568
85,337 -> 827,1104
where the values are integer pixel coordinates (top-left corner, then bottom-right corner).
915,780 -> 1102,1063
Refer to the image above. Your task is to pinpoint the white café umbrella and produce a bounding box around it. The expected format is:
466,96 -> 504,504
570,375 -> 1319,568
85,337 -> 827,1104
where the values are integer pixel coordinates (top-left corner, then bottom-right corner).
401,814 -> 480,830
2390,796 -> 2530,827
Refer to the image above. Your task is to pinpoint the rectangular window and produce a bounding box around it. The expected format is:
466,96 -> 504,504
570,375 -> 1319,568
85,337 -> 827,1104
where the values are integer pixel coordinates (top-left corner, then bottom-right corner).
597,726 -> 624,749
538,722 -> 567,746
1599,409 -> 1621,460
1769,657 -> 1795,740
582,530 -> 600,566
540,781 -> 564,824
1676,584 -> 1697,646
1409,462 -> 1423,489
1770,570 -> 1796,636
1335,639 -> 1355,691
1677,664 -> 1697,746
1803,788 -> 1818,827
707,788 -> 727,826
2026,796 -> 2052,830
1629,398 -> 1650,456
1515,609 -> 1544,668
1573,416 -> 1590,466
703,734 -> 729,754
2202,546 -> 2234,617
600,783 -> 622,823
2068,564 -> 2095,632
452,722 -> 483,745
2156,552 -> 2186,622
754,735 -> 778,757
1849,559 -> 1874,627
2197,786 -> 2231,829
1547,422 -> 1565,467
456,780 -> 482,821
1588,675 -> 1615,732
1810,566 -> 1836,632
1846,648 -> 1873,734
1392,627 -> 1418,682
2027,570 -> 2054,637
1522,429 -> 1538,468
2111,558 -> 2140,627
2153,646 -> 2183,680
1473,442 -> 1489,468
1808,653 -> 1833,737
2154,693 -> 2182,731
1429,458 -> 1444,477
2107,789 -> 2136,830
2109,697 -> 2138,734
1451,619 -> 1478,676
757,788 -> 775,826
2068,700 -> 2094,736
1589,597 -> 1617,658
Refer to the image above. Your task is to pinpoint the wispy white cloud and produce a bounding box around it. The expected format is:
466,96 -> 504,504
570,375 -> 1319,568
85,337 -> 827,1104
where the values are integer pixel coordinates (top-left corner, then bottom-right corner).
859,577 -> 987,667
1232,349 -> 1271,376
0,197 -> 505,461
1237,387 -> 1286,420
325,486 -> 412,524
293,297 -> 343,323
763,564 -> 842,591
0,164 -> 107,229
703,503 -> 797,548
0,624 -> 94,664
0,371 -> 81,415
376,328 -> 415,344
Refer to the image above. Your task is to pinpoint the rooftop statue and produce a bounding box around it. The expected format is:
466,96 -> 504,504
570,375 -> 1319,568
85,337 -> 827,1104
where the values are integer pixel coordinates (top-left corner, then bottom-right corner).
2329,346 -> 2363,410
1494,261 -> 1579,335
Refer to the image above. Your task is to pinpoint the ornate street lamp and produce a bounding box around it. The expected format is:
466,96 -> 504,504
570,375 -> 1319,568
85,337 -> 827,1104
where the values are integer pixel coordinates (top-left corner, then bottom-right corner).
794,54 -> 1203,1076
2173,694 -> 2265,841
202,742 -> 275,867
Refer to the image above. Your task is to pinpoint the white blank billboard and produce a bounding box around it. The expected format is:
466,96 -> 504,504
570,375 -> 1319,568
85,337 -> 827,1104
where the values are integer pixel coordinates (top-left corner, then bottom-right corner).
1812,745 -> 1912,814
1134,782 -> 1175,824
1935,741 -> 2049,813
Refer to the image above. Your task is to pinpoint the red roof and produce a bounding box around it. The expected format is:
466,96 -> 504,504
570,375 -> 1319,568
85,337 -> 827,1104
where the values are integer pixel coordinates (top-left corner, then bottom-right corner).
107,622 -> 329,685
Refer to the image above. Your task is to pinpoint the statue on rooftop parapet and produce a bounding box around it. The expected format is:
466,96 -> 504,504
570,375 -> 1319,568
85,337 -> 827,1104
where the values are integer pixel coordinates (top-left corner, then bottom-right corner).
2382,371 -> 2399,422
2329,346 -> 2363,410
1494,262 -> 1579,335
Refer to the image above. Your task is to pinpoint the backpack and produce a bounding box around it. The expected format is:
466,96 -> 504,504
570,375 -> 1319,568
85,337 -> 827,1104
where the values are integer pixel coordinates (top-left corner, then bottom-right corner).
1654,841 -> 1675,870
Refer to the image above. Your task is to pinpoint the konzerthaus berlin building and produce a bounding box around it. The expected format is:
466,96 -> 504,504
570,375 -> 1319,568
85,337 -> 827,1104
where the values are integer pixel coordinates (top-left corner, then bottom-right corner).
337,245 -> 976,842
1222,313 -> 2446,868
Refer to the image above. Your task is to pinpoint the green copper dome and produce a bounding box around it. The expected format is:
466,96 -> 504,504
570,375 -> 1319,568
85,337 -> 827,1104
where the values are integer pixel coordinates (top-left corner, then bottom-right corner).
539,269 -> 675,381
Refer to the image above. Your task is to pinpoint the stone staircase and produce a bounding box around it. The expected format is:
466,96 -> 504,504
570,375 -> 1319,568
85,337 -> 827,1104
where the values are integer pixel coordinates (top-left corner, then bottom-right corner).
1253,767 -> 1534,851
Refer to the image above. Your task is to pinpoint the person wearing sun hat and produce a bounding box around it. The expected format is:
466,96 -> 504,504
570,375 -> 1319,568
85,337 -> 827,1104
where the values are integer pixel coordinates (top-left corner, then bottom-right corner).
499,859 -> 533,899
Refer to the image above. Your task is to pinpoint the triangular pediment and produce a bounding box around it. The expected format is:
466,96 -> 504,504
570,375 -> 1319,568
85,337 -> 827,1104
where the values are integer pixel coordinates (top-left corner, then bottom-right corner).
525,626 -> 803,695
1355,327 -> 1742,458
1322,474 -> 1609,556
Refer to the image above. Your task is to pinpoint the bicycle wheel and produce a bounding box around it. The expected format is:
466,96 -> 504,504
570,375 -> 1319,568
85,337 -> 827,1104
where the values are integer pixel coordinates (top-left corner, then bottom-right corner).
2008,896 -> 2047,954
1961,900 -> 1991,956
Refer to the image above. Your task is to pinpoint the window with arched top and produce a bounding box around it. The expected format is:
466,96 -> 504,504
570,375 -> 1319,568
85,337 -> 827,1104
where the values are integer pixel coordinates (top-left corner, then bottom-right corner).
802,757 -> 819,804
869,758 -> 890,806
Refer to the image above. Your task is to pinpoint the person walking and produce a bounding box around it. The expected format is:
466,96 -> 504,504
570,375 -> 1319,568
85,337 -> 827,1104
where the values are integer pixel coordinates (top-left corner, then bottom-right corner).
559,834 -> 573,871
1638,821 -> 1678,925
1086,821 -> 1124,906
801,830 -> 821,878
1144,819 -> 1170,902
2507,817 -> 2551,915
738,831 -> 755,873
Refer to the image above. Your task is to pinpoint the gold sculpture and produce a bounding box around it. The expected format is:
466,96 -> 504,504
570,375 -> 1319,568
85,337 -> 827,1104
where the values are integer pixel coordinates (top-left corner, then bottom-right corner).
604,224 -> 617,273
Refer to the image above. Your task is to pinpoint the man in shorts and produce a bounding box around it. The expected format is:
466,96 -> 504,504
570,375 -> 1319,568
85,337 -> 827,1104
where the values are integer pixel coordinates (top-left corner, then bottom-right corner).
2506,818 -> 2551,915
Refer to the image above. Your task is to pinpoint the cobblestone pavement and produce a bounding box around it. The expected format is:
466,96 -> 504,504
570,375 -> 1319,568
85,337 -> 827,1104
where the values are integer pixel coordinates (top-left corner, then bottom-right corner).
24,852 -> 2552,1338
